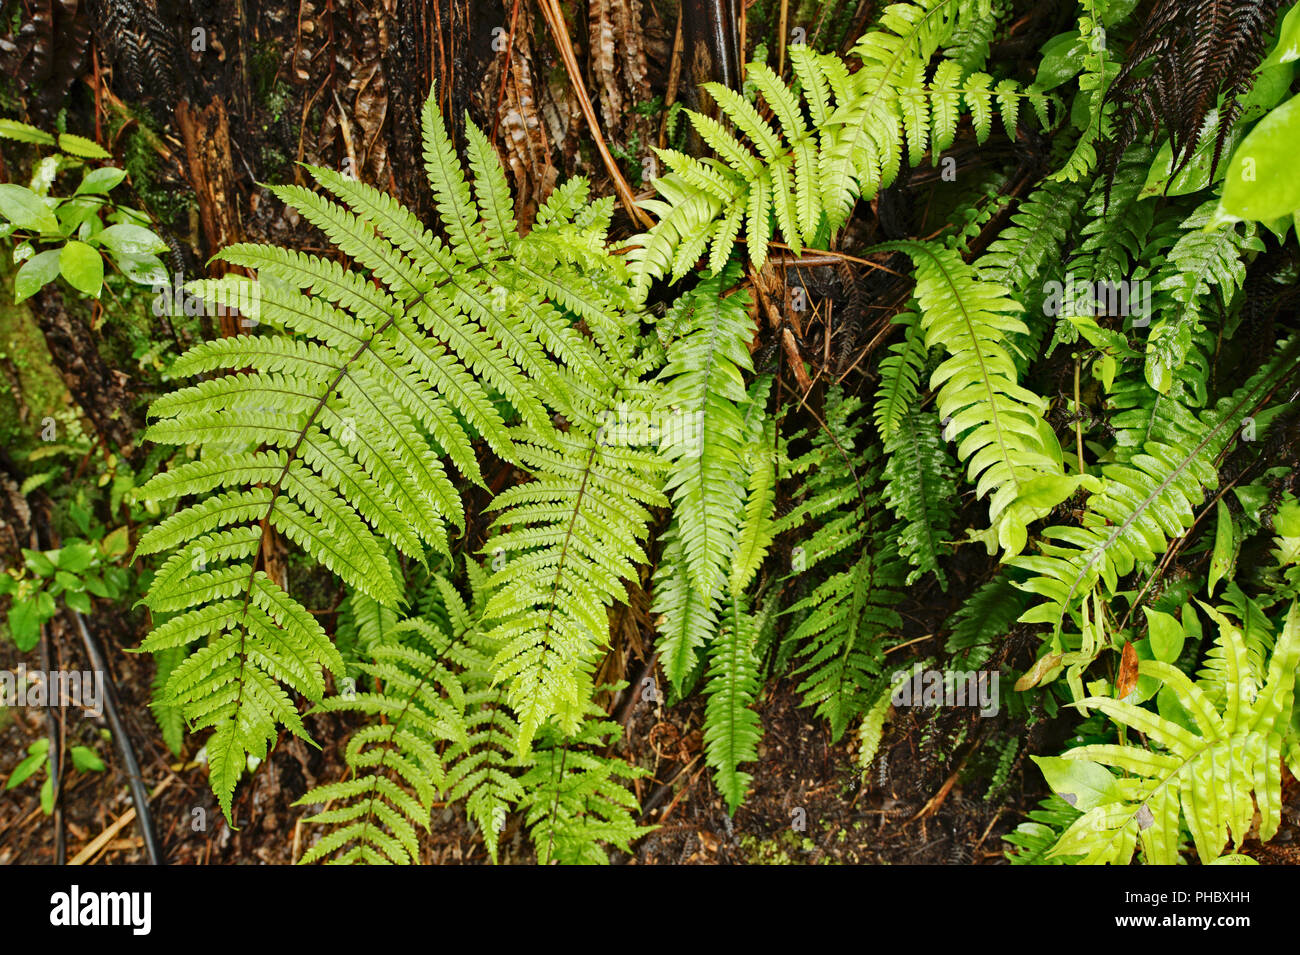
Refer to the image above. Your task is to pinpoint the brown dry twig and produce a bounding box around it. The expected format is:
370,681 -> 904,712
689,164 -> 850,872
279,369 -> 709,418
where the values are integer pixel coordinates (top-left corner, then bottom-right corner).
535,0 -> 653,228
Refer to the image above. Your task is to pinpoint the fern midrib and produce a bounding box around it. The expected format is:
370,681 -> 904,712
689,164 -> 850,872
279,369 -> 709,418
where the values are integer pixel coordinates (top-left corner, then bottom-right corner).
229,315 -> 398,722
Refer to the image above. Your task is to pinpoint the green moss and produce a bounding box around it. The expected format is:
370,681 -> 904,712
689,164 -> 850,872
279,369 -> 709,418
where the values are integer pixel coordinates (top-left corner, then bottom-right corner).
738,828 -> 829,864
0,263 -> 74,459
115,109 -> 194,229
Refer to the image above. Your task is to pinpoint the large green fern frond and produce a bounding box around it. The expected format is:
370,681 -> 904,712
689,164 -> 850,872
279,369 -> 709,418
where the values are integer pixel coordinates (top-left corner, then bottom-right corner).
882,240 -> 1089,556
135,98 -> 635,819
484,373 -> 668,750
295,610 -> 468,865
517,706 -> 652,864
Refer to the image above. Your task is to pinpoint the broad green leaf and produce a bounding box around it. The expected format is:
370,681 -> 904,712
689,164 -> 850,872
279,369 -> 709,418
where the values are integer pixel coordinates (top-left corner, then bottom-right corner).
1144,608 -> 1185,663
1035,33 -> 1086,91
1015,650 -> 1064,690
1218,93 -> 1300,222
1156,683 -> 1197,733
1260,3 -> 1300,68
75,167 -> 126,196
53,570 -> 82,592
114,253 -> 167,285
22,548 -> 55,576
1032,755 -> 1122,810
65,590 -> 92,614
1141,110 -> 1239,199
56,541 -> 96,572
7,600 -> 42,651
94,222 -> 167,255
59,240 -> 103,297
83,575 -> 110,598
0,183 -> 60,234
1276,500 -> 1300,539
14,248 -> 62,303
100,526 -> 130,558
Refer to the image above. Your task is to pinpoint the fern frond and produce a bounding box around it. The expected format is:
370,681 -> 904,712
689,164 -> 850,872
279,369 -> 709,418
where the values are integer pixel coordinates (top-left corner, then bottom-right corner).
485,395 -> 668,751
703,592 -> 765,814
517,709 -> 651,864
137,100 -> 638,818
943,570 -> 1028,668
657,267 -> 757,598
627,0 -> 1043,298
881,408 -> 959,587
884,240 -> 1085,556
1144,202 -> 1261,393
872,307 -> 927,441
1016,339 -> 1300,659
776,388 -> 906,740
976,177 -> 1087,297
295,614 -> 467,864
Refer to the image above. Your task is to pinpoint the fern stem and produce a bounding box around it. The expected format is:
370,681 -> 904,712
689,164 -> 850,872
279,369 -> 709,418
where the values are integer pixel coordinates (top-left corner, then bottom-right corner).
1074,358 -> 1086,477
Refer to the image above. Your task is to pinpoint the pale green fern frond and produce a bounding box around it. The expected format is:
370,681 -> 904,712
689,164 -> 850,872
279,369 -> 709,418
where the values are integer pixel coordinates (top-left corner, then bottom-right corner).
883,240 -> 1087,556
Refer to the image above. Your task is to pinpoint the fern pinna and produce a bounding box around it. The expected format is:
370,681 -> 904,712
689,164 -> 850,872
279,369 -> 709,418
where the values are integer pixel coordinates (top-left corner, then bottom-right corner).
134,97 -> 649,820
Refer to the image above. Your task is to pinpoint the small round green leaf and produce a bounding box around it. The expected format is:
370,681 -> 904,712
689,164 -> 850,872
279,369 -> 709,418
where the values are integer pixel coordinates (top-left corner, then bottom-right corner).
59,240 -> 104,297
94,222 -> 167,255
1143,607 -> 1185,663
14,248 -> 62,303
